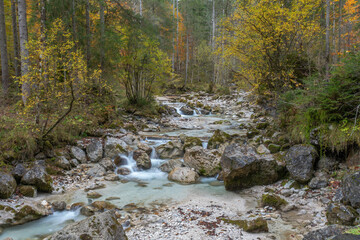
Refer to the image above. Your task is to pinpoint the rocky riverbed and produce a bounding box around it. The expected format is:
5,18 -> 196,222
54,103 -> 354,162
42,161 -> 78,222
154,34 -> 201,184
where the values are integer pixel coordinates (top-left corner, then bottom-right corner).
1,91 -> 359,240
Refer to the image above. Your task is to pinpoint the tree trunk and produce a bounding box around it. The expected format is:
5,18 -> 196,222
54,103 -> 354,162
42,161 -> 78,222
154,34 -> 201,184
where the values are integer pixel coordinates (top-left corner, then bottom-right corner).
18,0 -> 30,104
325,0 -> 330,80
185,34 -> 188,86
139,0 -> 142,16
11,0 -> 20,79
332,0 -> 336,63
86,0 -> 91,69
72,0 -> 77,42
212,0 -> 216,50
176,0 -> 179,72
338,0 -> 342,54
100,0 -> 105,75
0,0 -> 9,95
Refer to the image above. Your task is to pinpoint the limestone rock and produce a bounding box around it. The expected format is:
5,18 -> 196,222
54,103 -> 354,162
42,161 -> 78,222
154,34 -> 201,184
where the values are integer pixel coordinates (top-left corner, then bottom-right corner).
180,106 -> 194,115
326,203 -> 358,226
159,159 -> 184,173
99,157 -> 115,171
184,146 -> 221,177
86,164 -> 106,177
70,146 -> 87,163
137,142 -> 152,156
183,137 -> 202,151
341,171 -> 360,208
11,164 -> 26,182
207,130 -> 232,150
55,156 -> 71,170
21,165 -> 53,193
133,150 -> 151,170
303,225 -> 344,240
86,139 -> 103,163
168,167 -> 199,184
19,185 -> 37,198
156,141 -> 184,159
104,137 -> 127,159
52,201 -> 66,211
0,172 -> 17,199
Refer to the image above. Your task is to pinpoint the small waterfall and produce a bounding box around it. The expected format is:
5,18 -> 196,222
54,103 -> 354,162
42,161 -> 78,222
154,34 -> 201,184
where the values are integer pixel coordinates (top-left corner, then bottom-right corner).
202,141 -> 208,149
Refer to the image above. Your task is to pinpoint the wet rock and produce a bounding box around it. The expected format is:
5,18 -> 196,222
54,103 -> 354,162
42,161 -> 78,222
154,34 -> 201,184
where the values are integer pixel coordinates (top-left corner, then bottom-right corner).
80,205 -> 95,216
285,144 -> 318,183
326,203 -> 358,226
137,142 -> 153,156
11,164 -> 26,182
55,156 -> 71,170
13,205 -> 49,225
86,139 -> 103,163
99,157 -> 115,171
120,134 -> 139,146
19,185 -> 37,198
268,144 -> 281,154
90,201 -> 117,211
222,217 -> 268,233
341,171 -> 360,208
303,225 -> 344,240
86,164 -> 106,177
159,159 -> 184,173
0,172 -> 17,199
309,172 -> 328,189
46,210 -> 126,240
256,144 -> 270,154
70,146 -> 87,163
133,149 -> 151,170
117,167 -> 131,175
261,194 -> 288,209
87,191 -> 102,199
104,137 -> 127,159
114,155 -> 128,167
184,146 -> 221,177
21,165 -> 53,193
183,137 -> 202,151
207,130 -> 232,150
180,106 -> 194,115
85,182 -> 106,192
104,173 -> 120,181
220,144 -> 281,191
168,167 -> 199,184
156,141 -> 184,159
52,201 -> 66,211
70,202 -> 85,211
317,156 -> 339,172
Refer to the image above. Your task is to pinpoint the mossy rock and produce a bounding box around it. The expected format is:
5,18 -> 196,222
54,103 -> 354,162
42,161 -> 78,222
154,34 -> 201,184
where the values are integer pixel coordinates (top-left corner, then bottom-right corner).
19,185 -> 37,197
261,194 -> 288,209
268,144 -> 281,154
256,122 -> 269,130
14,205 -> 43,221
90,201 -> 117,211
183,137 -> 202,151
212,120 -> 231,125
246,129 -> 260,139
208,130 -> 232,149
124,124 -> 137,133
222,217 -> 268,233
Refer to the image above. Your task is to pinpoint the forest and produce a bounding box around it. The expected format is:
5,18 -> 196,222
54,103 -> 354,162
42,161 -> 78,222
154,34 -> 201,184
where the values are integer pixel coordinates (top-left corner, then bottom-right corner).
0,0 -> 360,239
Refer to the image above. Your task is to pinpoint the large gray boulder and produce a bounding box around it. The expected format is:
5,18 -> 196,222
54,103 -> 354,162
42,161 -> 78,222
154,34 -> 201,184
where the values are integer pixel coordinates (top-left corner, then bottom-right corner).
99,157 -> 115,171
0,172 -> 17,199
341,171 -> 360,208
184,146 -> 221,177
104,137 -> 127,159
220,144 -> 281,191
168,167 -> 199,184
70,146 -> 87,163
160,159 -> 184,173
156,141 -> 184,159
21,165 -> 52,193
326,203 -> 358,226
180,106 -> 194,115
86,164 -> 106,177
86,139 -> 103,163
11,164 -> 26,182
303,225 -> 344,240
45,210 -> 127,240
55,156 -> 71,170
285,144 -> 318,183
133,149 -> 151,170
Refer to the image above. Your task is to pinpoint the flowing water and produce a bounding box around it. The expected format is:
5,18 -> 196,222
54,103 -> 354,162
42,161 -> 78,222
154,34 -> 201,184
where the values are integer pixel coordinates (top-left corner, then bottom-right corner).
1,97 -> 252,240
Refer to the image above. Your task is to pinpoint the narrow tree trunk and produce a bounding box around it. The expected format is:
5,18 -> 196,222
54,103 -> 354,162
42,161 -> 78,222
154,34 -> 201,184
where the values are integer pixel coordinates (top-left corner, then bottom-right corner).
332,0 -> 336,63
0,0 -> 9,95
139,0 -> 142,16
212,0 -> 216,83
100,0 -> 105,75
86,0 -> 91,69
325,0 -> 330,80
338,0 -> 342,55
176,0 -> 179,72
18,0 -> 30,104
172,0 -> 175,71
72,0 -> 77,42
11,0 -> 20,79
185,34 -> 189,86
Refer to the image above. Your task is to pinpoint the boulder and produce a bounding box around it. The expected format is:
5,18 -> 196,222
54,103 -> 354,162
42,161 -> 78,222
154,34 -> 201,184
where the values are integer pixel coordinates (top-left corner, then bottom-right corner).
86,139 -> 103,163
137,142 -> 153,156
183,146 -> 221,177
133,150 -> 151,170
180,106 -> 194,115
70,159 -> 80,168
261,194 -> 288,209
156,141 -> 184,159
11,164 -> 26,182
220,144 -> 281,191
99,157 -> 115,171
309,172 -> 328,189
80,205 -> 95,216
87,191 -> 102,199
341,171 -> 360,208
117,167 -> 131,175
0,172 -> 17,199
86,164 -> 106,177
55,156 -> 71,170
168,167 -> 199,184
317,156 -> 339,172
159,159 -> 184,173
120,134 -> 139,146
45,210 -> 127,240
13,205 -> 49,225
21,165 -> 53,193
326,203 -> 358,226
333,234 -> 360,240
183,137 -> 202,151
222,218 -> 268,233
52,201 -> 67,211
285,144 -> 318,183
70,146 -> 87,163
104,173 -> 120,181
90,201 -> 117,212
303,225 -> 344,240
19,185 -> 37,197
114,155 -> 128,166
207,130 -> 232,150
104,137 -> 127,159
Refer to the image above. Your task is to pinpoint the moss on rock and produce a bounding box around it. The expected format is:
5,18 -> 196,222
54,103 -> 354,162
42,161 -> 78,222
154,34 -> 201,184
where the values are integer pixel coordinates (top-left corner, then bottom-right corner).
222,217 -> 269,233
261,194 -> 288,209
